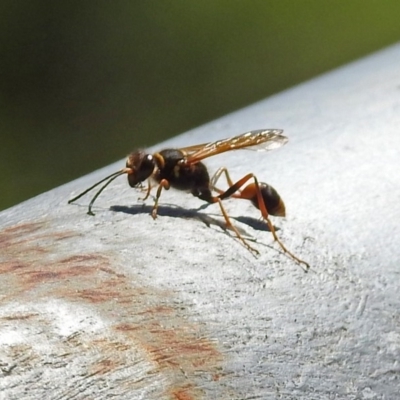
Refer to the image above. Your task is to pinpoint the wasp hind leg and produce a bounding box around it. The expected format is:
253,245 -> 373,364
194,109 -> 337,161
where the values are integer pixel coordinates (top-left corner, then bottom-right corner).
218,173 -> 310,271
215,197 -> 259,255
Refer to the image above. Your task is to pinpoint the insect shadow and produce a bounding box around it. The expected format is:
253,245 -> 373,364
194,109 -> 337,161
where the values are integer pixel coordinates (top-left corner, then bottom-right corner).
109,203 -> 268,237
196,202 -> 274,232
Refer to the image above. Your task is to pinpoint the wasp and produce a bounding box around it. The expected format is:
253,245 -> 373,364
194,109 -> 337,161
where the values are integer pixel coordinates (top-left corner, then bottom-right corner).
68,129 -> 309,270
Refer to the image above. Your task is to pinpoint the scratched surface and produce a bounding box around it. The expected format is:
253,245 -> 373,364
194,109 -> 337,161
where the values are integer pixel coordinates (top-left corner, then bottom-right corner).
1,44 -> 400,399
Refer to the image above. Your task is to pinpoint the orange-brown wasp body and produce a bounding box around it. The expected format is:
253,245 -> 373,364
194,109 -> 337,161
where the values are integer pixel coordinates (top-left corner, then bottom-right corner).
68,129 -> 309,270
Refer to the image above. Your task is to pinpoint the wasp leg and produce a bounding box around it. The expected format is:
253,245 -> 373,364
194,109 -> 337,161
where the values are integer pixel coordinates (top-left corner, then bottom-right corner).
215,197 -> 259,255
196,188 -> 259,255
218,173 -> 310,271
211,167 -> 234,190
151,179 -> 170,219
211,167 -> 243,198
138,179 -> 153,201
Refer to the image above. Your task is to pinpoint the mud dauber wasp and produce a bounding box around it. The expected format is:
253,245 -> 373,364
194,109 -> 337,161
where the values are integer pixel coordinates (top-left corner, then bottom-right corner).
68,129 -> 309,270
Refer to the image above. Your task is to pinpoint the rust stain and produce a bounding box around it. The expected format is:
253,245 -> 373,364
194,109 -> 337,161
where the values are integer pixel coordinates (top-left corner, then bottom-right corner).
0,261 -> 29,274
22,265 -> 96,284
115,323 -> 141,332
171,386 -> 196,400
0,222 -> 43,236
147,330 -> 220,369
0,221 -> 70,256
90,338 -> 131,352
90,358 -> 119,375
0,220 -> 224,399
77,287 -> 122,303
212,373 -> 222,381
58,254 -> 109,264
98,266 -> 126,278
137,305 -> 175,315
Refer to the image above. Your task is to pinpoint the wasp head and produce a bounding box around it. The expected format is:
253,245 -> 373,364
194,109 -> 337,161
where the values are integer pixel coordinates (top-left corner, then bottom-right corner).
126,151 -> 156,187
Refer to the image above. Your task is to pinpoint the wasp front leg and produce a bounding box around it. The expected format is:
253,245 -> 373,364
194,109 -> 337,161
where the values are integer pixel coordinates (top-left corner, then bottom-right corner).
151,179 -> 170,219
138,179 -> 153,201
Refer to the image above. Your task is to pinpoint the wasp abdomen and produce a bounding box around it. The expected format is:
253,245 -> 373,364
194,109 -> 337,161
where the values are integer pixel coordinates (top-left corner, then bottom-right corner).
241,182 -> 286,217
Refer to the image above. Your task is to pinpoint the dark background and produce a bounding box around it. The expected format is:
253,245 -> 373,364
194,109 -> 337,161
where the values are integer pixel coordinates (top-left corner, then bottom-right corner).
1,1 -> 400,211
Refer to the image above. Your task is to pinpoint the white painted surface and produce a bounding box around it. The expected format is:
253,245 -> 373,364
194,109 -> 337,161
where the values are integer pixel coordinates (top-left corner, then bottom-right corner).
1,43 -> 400,399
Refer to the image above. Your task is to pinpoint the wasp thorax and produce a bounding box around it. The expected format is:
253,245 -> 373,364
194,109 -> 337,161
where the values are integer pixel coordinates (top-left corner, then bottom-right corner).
126,151 -> 156,187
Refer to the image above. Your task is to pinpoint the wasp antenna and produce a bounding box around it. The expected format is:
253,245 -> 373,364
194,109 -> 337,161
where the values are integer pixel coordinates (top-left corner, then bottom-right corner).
83,170 -> 129,215
69,168 -> 132,215
68,169 -> 130,204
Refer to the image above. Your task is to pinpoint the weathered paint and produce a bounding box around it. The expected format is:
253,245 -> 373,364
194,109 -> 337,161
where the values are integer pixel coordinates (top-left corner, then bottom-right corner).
0,221 -> 223,399
1,43 -> 400,399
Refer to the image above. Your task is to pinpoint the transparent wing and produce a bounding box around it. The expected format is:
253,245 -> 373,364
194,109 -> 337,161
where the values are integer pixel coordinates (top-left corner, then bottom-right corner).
181,129 -> 287,164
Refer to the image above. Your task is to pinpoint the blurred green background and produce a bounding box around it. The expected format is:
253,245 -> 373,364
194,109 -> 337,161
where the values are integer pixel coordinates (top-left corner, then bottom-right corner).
1,1 -> 400,211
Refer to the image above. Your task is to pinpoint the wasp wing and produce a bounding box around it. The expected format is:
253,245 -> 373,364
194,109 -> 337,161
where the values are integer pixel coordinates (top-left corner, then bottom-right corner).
181,129 -> 287,164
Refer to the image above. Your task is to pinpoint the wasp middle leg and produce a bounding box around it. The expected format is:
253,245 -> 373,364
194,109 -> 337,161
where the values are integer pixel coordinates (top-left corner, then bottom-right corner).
188,186 -> 258,254
138,179 -> 153,201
